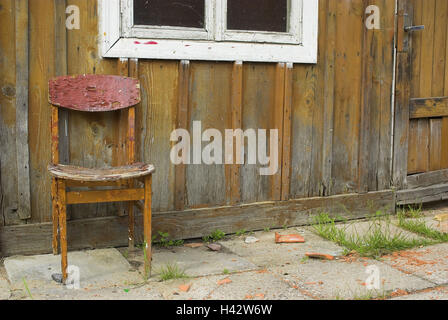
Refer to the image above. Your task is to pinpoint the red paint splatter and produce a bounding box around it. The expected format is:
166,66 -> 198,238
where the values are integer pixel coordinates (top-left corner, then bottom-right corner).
134,41 -> 141,44
144,41 -> 158,45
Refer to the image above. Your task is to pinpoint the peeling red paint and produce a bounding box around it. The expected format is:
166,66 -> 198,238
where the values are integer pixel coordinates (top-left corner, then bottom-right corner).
49,75 -> 140,112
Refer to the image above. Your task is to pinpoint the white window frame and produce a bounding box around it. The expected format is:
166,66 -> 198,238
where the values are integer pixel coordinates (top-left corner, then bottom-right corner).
100,0 -> 318,63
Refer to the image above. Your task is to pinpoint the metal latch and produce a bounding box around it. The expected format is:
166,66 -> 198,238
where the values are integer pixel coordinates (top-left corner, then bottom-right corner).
405,25 -> 425,32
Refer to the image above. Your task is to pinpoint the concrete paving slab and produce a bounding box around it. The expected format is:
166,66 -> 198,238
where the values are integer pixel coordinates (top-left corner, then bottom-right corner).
220,229 -> 344,268
0,268 -> 10,300
4,249 -> 141,289
205,272 -> 310,300
121,246 -> 258,279
390,287 -> 448,300
270,257 -> 433,300
381,244 -> 448,285
11,284 -> 165,300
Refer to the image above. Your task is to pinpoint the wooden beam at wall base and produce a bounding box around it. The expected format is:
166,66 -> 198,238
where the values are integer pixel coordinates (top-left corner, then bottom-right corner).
0,190 -> 394,257
397,183 -> 448,206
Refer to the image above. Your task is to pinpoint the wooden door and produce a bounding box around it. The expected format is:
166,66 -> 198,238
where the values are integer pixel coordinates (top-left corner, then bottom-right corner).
407,0 -> 448,175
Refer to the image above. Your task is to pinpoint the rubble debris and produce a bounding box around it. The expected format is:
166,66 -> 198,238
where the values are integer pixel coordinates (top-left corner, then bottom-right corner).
217,278 -> 232,285
305,252 -> 335,261
184,243 -> 203,248
207,243 -> 222,251
179,284 -> 191,292
245,236 -> 259,244
275,232 -> 305,243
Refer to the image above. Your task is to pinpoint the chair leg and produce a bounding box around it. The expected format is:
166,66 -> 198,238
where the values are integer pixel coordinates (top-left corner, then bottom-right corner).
57,179 -> 68,284
128,201 -> 135,249
51,178 -> 60,255
143,175 -> 152,279
128,180 -> 135,250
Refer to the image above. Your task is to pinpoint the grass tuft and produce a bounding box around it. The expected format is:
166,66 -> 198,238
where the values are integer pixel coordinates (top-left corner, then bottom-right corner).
158,263 -> 188,281
312,213 -> 434,258
397,211 -> 448,242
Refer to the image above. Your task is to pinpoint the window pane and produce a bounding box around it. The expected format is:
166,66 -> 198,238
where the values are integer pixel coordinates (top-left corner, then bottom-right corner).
227,0 -> 288,33
134,0 -> 205,29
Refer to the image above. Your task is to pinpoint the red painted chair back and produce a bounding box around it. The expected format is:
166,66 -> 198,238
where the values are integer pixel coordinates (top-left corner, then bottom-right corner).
49,74 -> 140,112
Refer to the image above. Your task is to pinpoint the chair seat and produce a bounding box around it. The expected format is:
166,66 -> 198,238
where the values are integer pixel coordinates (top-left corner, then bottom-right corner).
48,163 -> 155,182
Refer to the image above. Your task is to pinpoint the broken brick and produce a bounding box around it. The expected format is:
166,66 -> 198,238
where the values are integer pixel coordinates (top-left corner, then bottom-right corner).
275,232 -> 305,243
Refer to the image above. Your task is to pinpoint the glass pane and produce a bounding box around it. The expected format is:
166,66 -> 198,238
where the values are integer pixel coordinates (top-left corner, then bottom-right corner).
227,0 -> 288,33
134,0 -> 205,29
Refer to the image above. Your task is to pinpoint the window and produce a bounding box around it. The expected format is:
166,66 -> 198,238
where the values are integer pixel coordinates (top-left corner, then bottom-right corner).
100,0 -> 318,63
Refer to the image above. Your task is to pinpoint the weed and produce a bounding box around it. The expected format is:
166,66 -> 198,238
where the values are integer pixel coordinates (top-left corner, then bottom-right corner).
22,278 -> 33,300
223,268 -> 230,275
153,231 -> 184,247
158,263 -> 188,281
263,227 -> 270,232
203,230 -> 226,243
235,229 -> 247,236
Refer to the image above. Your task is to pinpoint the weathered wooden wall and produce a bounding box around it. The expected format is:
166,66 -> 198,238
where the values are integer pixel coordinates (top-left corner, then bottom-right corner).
0,0 -> 398,255
407,0 -> 448,174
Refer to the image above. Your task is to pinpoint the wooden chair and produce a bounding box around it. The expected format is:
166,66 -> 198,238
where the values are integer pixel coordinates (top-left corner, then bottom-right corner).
47,74 -> 154,284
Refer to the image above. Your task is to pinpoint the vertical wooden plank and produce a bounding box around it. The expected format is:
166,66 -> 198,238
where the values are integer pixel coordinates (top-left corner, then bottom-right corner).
429,118 -> 442,171
407,120 -> 419,174
186,62 -> 231,207
0,0 -> 21,226
332,0 -> 363,195
393,0 -> 412,187
431,0 -> 447,97
430,0 -> 448,171
138,60 -> 177,212
15,0 -> 31,220
228,61 -> 243,205
271,63 -> 285,201
54,0 -> 69,165
443,5 -> 448,169
29,0 -> 56,223
321,0 -> 336,196
376,0 -> 395,191
441,117 -> 448,168
290,63 -> 316,199
241,63 -> 276,203
307,0 -> 329,198
281,63 -> 293,201
175,60 -> 190,211
410,0 -> 423,98
358,0 -> 372,193
115,58 -> 129,218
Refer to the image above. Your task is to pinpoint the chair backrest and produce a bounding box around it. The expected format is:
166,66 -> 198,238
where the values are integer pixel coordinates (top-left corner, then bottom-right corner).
49,74 -> 139,166
49,74 -> 140,112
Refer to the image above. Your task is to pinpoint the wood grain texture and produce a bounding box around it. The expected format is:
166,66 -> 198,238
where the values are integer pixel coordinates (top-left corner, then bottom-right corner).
228,61 -> 243,205
186,61 -> 231,208
2,0 -> 404,255
15,0 -> 31,220
0,0 -> 21,226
